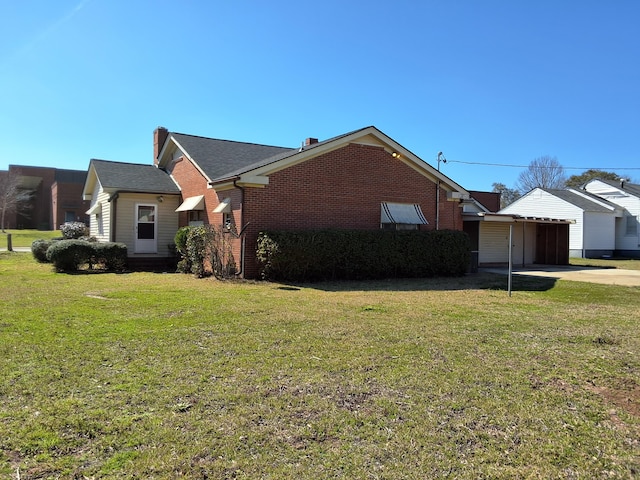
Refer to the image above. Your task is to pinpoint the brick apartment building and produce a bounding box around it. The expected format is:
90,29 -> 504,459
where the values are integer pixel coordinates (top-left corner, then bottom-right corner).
1,165 -> 89,230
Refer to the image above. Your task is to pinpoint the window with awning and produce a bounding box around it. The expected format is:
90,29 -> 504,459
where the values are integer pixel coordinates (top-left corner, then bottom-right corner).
86,202 -> 102,216
380,202 -> 429,226
212,197 -> 231,213
175,195 -> 205,212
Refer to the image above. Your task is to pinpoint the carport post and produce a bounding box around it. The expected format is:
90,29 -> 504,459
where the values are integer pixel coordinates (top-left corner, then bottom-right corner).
508,224 -> 513,297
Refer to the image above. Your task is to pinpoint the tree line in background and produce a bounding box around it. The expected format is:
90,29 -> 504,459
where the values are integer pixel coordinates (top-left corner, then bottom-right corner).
491,155 -> 630,209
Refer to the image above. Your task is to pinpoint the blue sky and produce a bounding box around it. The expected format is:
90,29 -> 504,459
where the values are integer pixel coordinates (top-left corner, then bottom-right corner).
1,0 -> 639,191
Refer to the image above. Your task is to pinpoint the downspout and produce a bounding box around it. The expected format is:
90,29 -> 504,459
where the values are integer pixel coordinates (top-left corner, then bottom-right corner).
522,221 -> 526,267
436,181 -> 440,230
233,179 -> 245,277
108,192 -> 119,243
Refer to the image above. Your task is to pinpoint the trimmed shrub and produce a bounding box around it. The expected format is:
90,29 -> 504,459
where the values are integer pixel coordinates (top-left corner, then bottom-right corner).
46,240 -> 94,272
31,239 -> 61,263
60,222 -> 89,240
257,229 -> 470,282
43,240 -> 127,272
91,242 -> 128,271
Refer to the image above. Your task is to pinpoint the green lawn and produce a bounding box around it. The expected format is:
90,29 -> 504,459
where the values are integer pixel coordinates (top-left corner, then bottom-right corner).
570,256 -> 640,271
1,230 -> 60,248
1,252 -> 639,478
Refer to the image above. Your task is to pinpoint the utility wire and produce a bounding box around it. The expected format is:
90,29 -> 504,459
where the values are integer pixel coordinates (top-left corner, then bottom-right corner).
444,160 -> 640,170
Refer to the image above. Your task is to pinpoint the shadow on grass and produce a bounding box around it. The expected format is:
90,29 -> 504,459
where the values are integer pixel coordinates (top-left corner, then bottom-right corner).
277,272 -> 558,293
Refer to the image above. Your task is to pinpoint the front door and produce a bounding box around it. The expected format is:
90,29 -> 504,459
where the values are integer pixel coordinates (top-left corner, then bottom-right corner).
135,204 -> 157,253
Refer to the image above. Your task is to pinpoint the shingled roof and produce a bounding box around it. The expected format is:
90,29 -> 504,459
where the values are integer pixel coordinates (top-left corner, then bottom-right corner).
170,133 -> 295,182
542,188 -> 618,213
90,159 -> 180,194
596,178 -> 640,197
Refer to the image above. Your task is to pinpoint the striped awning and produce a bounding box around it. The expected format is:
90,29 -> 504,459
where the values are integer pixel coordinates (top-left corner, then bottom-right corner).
175,195 -> 205,212
381,202 -> 429,224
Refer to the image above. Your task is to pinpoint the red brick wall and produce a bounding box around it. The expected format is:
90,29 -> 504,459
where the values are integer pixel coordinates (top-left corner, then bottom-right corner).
169,156 -> 244,263
52,182 -> 90,227
237,143 -> 463,278
9,166 -> 56,229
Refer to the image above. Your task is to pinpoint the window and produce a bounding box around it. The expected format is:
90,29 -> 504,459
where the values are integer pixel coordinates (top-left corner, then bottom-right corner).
223,212 -> 233,230
189,210 -> 204,226
382,223 -> 418,231
380,202 -> 428,229
65,211 -> 76,222
625,215 -> 638,236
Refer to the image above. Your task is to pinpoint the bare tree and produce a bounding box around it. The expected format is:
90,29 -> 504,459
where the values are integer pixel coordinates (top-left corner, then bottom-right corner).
491,182 -> 521,209
516,156 -> 566,193
0,170 -> 32,232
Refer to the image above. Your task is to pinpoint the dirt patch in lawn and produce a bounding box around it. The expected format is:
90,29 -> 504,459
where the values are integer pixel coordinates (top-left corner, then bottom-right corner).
587,378 -> 640,418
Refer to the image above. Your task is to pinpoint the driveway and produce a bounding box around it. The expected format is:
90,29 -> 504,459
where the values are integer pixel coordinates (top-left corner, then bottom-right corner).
480,265 -> 640,287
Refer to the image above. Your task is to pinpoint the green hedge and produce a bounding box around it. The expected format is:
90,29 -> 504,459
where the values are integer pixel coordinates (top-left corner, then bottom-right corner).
257,229 -> 470,282
42,239 -> 127,272
31,238 -> 62,263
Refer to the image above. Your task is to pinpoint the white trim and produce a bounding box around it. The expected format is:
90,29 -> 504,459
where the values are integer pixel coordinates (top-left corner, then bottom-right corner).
86,202 -> 102,215
213,197 -> 232,213
175,195 -> 205,212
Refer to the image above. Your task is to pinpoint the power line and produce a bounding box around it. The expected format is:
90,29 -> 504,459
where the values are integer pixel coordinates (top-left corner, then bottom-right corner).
444,160 -> 640,170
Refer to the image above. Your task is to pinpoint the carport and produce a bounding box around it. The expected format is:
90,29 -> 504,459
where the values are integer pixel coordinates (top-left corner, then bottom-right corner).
463,213 -> 573,267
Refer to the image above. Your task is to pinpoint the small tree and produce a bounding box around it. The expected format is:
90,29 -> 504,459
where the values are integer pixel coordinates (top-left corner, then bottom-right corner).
0,170 -> 33,232
516,156 -> 566,193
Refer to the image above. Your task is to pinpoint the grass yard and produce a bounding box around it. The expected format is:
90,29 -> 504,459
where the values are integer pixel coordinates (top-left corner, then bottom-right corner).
1,230 -> 61,249
570,256 -> 640,271
1,252 -> 639,478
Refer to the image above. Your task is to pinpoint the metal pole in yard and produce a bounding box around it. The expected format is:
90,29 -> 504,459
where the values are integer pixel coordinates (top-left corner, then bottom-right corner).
7,233 -> 12,252
508,224 -> 513,297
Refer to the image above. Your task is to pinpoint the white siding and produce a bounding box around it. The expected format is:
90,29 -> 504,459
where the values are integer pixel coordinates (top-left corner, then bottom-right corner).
585,180 -> 640,251
501,188 -> 584,251
88,181 -> 111,243
511,222 -> 537,265
115,193 -> 180,257
583,212 -> 615,250
479,222 -> 510,263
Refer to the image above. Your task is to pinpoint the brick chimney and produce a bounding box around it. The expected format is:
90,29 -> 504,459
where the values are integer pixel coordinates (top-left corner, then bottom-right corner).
305,137 -> 319,146
153,126 -> 169,165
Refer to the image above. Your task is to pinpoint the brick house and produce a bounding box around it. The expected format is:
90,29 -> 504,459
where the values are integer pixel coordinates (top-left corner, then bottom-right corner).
152,125 -> 471,278
83,126 -> 472,276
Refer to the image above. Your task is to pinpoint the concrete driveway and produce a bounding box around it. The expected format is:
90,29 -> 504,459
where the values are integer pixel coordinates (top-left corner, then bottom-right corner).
480,265 -> 640,287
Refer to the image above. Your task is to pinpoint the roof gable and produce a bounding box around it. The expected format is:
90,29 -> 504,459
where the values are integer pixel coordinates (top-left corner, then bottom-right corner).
167,126 -> 469,195
158,133 -> 294,182
586,178 -> 640,198
83,159 -> 180,196
542,188 -> 618,213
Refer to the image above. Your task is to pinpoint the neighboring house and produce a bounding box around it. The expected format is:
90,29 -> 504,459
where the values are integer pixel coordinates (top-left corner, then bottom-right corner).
584,179 -> 640,257
499,187 -> 621,258
83,126 -> 473,277
82,159 -> 181,269
1,165 -> 89,230
462,195 -> 572,267
155,125 -> 472,278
